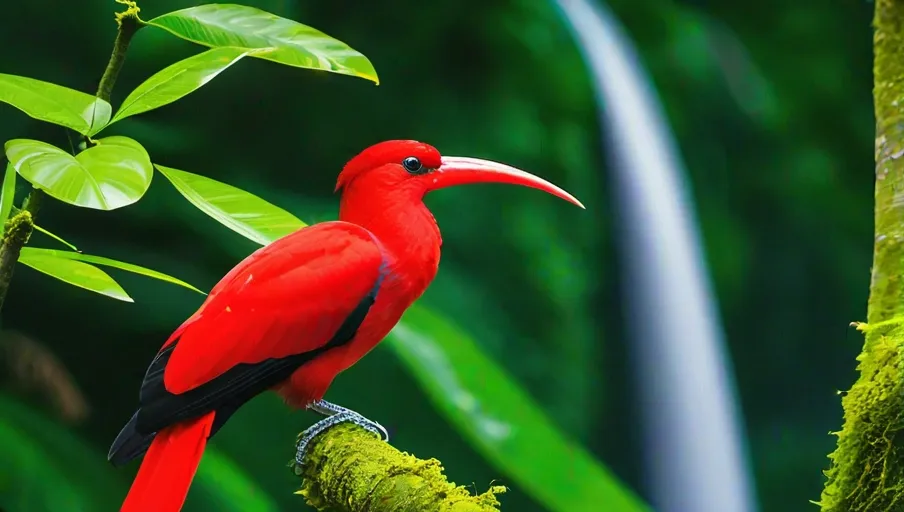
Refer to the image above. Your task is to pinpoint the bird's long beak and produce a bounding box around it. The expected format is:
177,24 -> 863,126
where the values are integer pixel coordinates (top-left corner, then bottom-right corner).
429,156 -> 585,209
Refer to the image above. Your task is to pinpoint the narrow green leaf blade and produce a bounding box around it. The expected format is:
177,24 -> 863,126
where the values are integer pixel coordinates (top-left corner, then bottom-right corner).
19,247 -> 132,302
147,4 -> 378,84
5,136 -> 153,210
187,448 -> 281,512
0,420 -> 84,512
388,306 -> 650,512
111,47 -> 253,125
155,163 -> 305,245
23,247 -> 205,295
31,224 -> 78,251
0,163 -> 17,238
0,395 -> 126,512
0,73 -> 112,134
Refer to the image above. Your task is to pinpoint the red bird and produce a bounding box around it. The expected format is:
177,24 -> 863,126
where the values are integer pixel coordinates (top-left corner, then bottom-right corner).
109,140 -> 583,511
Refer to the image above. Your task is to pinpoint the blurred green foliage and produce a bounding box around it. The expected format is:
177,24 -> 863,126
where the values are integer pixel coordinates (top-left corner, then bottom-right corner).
0,0 -> 877,511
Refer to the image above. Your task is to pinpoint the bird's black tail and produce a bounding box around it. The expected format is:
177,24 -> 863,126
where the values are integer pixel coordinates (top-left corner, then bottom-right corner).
108,410 -> 156,466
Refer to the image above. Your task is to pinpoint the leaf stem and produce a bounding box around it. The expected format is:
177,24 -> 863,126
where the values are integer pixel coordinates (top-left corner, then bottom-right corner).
0,1 -> 141,314
96,2 -> 144,103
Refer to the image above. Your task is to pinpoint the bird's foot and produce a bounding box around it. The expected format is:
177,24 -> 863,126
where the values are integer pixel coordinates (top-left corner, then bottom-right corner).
294,399 -> 388,467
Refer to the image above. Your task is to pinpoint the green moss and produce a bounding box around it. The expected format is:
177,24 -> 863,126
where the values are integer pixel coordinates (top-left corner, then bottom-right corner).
294,423 -> 504,512
1,210 -> 33,248
818,320 -> 904,510
113,0 -> 142,26
0,209 -> 34,311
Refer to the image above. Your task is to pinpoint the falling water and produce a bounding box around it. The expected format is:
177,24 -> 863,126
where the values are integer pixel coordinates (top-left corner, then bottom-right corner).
551,1 -> 759,511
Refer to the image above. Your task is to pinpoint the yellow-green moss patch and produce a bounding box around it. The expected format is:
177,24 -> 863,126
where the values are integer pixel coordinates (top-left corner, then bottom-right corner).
294,423 -> 504,512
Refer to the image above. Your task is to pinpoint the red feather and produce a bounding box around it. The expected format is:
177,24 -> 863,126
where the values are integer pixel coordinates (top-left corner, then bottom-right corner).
163,221 -> 386,394
120,413 -> 214,512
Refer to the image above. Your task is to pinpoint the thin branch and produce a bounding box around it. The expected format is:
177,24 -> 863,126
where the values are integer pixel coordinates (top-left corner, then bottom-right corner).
818,0 -> 904,509
96,0 -> 144,103
0,0 -> 143,314
294,423 -> 505,512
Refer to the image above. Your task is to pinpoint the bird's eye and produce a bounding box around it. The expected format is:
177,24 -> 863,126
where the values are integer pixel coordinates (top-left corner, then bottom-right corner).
402,156 -> 425,174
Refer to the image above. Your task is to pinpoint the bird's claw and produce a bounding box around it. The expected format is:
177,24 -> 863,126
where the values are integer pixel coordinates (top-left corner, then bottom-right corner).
294,400 -> 388,468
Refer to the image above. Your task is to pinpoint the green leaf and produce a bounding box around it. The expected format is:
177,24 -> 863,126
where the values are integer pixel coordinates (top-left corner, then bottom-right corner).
387,306 -> 651,512
20,247 -> 205,295
110,47 -> 254,126
155,163 -> 305,245
5,136 -> 153,210
31,224 -> 78,251
0,73 -> 112,135
0,395 -> 126,512
185,448 -> 281,512
0,163 -> 16,238
18,247 -> 132,302
146,4 -> 378,84
0,419 -> 82,511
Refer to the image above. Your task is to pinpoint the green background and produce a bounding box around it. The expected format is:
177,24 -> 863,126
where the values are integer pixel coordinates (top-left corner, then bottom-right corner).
0,0 -> 875,510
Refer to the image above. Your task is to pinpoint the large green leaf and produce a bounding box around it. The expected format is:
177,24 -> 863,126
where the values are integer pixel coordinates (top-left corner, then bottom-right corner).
18,248 -> 132,302
387,306 -> 650,512
155,163 -> 304,245
0,395 -> 281,511
146,4 -> 379,84
0,73 -> 111,135
0,421 -> 82,512
109,47 -> 255,126
20,247 -> 205,295
0,163 -> 16,238
0,395 -> 125,511
185,448 -> 281,512
5,137 -> 153,210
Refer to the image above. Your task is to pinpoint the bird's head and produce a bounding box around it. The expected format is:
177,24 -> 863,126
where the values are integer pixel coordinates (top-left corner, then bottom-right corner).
335,140 -> 584,209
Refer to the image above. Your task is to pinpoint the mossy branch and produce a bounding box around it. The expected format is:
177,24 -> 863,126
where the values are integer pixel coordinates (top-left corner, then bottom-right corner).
0,206 -> 37,312
817,0 -> 904,509
293,423 -> 505,512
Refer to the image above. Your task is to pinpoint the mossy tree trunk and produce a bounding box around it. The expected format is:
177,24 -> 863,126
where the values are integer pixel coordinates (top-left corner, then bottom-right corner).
819,1 -> 904,510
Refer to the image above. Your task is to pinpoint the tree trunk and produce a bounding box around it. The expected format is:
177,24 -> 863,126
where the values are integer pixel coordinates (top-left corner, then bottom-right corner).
819,1 -> 904,509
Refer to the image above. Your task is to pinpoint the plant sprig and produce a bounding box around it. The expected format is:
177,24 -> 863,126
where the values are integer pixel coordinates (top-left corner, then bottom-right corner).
0,1 -> 378,307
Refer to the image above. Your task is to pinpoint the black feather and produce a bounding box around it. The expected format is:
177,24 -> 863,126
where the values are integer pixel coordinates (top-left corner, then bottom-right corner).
107,262 -> 386,465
